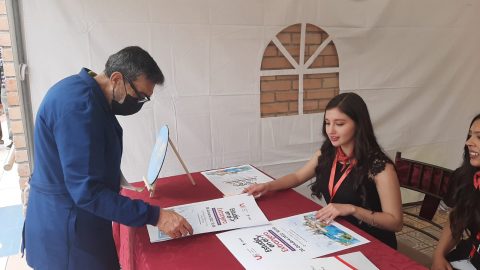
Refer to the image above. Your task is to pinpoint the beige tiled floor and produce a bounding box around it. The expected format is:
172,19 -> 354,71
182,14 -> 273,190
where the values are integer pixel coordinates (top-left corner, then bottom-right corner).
396,204 -> 449,267
0,114 -> 31,269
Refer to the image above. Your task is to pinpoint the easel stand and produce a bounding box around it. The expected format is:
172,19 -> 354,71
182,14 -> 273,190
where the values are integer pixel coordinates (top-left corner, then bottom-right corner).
142,177 -> 157,198
142,138 -> 197,198
168,138 -> 197,186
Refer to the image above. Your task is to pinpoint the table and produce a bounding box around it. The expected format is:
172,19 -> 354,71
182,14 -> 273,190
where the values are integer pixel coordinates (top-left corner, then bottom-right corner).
113,172 -> 426,270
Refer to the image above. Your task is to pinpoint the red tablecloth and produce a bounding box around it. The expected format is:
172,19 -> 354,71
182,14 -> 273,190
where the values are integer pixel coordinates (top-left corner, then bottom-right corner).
113,172 -> 426,270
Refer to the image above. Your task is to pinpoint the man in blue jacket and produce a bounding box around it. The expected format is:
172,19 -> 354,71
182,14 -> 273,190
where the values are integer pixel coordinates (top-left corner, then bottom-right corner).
24,46 -> 193,269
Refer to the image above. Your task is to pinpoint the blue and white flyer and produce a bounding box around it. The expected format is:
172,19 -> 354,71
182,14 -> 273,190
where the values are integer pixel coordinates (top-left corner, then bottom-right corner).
147,194 -> 269,243
201,165 -> 273,196
216,212 -> 369,270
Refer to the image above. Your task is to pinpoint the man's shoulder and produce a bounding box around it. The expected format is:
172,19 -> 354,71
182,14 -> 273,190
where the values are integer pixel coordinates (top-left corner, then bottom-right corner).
38,73 -> 97,120
49,73 -> 90,97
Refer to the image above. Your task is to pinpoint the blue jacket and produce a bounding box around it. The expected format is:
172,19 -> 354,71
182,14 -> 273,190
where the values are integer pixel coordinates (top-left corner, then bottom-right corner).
24,69 -> 160,270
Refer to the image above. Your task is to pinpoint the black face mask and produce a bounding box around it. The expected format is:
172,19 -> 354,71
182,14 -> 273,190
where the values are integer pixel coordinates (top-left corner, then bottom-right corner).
111,93 -> 144,115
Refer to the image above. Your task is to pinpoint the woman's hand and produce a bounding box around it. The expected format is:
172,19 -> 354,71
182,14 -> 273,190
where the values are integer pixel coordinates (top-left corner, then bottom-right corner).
243,183 -> 270,198
430,255 -> 452,270
315,203 -> 355,224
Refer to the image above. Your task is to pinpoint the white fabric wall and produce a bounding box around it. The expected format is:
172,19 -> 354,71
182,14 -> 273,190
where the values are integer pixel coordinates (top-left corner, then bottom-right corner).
20,0 -> 480,198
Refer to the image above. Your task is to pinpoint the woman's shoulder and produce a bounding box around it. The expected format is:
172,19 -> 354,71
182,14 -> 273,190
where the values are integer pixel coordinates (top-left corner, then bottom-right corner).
368,150 -> 393,177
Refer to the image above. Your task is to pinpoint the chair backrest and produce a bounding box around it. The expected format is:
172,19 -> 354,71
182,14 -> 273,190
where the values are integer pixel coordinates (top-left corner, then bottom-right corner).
395,152 -> 455,241
395,152 -> 453,201
395,152 -> 453,225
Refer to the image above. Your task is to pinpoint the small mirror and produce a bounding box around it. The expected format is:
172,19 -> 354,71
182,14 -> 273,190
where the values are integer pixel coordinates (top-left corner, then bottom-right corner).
146,125 -> 169,186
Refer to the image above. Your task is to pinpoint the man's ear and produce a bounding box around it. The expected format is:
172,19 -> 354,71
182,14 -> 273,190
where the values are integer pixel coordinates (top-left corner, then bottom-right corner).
109,71 -> 123,84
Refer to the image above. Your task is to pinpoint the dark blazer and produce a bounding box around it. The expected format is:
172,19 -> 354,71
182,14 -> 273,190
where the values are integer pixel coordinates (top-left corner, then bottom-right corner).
24,68 -> 159,269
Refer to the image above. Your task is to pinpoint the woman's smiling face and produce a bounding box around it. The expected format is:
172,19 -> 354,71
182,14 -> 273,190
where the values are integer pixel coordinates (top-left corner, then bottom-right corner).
324,107 -> 356,155
466,119 -> 480,168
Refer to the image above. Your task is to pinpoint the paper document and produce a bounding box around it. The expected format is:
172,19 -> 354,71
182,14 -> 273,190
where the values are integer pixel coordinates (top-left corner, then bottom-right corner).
217,212 -> 369,270
334,251 -> 379,270
451,260 -> 476,270
271,251 -> 378,270
147,194 -> 269,243
201,164 -> 273,195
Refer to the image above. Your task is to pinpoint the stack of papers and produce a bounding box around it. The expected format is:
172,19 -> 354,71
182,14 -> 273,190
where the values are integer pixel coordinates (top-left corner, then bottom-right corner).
149,165 -> 379,269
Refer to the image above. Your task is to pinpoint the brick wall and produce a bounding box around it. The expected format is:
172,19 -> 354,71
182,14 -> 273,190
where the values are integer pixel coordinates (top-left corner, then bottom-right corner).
305,24 -> 339,68
261,41 -> 294,70
0,0 -> 31,204
260,23 -> 340,117
260,75 -> 298,117
303,73 -> 339,114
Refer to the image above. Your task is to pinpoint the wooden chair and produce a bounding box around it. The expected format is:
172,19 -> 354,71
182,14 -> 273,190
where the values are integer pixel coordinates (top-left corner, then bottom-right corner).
394,152 -> 454,240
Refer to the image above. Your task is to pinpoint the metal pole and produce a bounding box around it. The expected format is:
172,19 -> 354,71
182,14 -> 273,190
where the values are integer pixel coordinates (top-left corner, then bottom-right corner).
5,0 -> 35,171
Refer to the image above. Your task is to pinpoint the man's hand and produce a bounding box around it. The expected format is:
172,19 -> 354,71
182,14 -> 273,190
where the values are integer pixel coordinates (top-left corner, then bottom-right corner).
156,209 -> 193,239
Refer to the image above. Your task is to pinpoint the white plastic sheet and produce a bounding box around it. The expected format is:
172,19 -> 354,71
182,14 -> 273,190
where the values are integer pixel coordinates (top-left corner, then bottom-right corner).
21,1 -> 480,205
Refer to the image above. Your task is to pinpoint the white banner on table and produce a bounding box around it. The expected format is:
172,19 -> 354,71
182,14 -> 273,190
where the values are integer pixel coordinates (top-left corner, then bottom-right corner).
201,164 -> 273,196
451,260 -> 476,270
147,194 -> 269,243
268,251 -> 379,270
216,212 -> 369,270
334,251 -> 379,270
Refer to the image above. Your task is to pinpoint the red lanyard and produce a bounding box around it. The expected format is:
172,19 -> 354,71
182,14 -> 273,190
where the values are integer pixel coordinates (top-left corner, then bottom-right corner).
328,149 -> 356,202
474,171 -> 480,190
469,232 -> 480,258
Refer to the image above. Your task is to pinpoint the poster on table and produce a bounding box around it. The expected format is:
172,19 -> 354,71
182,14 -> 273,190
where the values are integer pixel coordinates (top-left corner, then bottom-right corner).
147,194 -> 269,242
201,164 -> 273,196
216,212 -> 369,270
270,251 -> 379,270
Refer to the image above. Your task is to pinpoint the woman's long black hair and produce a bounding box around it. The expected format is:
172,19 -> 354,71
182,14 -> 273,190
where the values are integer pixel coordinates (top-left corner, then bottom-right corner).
449,113 -> 480,241
310,92 -> 391,208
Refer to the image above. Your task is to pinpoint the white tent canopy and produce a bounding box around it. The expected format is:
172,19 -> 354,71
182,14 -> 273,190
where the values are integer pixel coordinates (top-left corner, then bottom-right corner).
18,1 -> 480,201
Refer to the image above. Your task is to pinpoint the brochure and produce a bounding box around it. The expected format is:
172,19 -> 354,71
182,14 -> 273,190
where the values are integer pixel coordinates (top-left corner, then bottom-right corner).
217,212 -> 369,269
201,164 -> 273,196
147,194 -> 269,242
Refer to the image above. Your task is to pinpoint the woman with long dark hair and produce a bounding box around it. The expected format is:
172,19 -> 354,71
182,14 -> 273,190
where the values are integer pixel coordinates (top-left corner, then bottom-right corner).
245,92 -> 403,249
432,114 -> 480,270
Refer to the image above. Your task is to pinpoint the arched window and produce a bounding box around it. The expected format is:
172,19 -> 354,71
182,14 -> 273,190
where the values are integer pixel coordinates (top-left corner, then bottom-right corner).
260,23 -> 339,118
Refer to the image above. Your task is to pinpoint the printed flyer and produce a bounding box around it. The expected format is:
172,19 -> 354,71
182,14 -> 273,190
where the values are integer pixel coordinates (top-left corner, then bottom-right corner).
201,164 -> 273,196
216,212 -> 369,269
147,194 -> 269,242
268,251 -> 379,270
